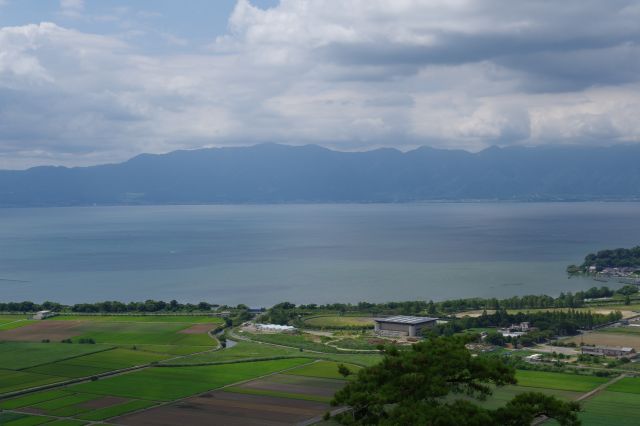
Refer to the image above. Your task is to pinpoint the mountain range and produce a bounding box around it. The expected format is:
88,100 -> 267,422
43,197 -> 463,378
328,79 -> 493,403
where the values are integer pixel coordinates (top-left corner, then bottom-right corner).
1,143 -> 640,206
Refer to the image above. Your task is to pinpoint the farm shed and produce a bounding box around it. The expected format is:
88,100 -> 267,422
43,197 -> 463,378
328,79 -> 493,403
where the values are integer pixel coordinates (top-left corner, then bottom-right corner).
581,345 -> 636,358
32,310 -> 55,320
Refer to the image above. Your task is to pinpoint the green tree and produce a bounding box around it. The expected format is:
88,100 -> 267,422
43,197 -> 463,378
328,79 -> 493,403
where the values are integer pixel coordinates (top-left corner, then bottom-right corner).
331,336 -> 580,425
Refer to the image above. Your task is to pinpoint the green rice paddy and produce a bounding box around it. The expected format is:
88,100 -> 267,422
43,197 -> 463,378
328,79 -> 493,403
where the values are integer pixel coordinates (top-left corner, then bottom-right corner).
70,321 -> 216,346
0,369 -> 66,394
606,376 -> 640,394
514,370 -> 608,392
0,342 -> 111,370
285,360 -> 362,380
26,348 -> 172,378
577,390 -> 640,425
0,320 -> 34,331
0,315 -> 32,324
69,358 -> 312,401
74,399 -> 157,421
4,417 -> 53,426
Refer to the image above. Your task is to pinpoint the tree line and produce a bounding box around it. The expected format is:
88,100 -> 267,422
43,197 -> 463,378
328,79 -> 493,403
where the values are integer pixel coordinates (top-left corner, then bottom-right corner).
260,286 -> 630,325
568,245 -> 640,272
429,308 -> 622,347
0,300 -> 243,313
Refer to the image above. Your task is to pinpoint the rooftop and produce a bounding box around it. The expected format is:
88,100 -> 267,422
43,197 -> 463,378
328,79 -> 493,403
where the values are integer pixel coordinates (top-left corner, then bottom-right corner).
374,315 -> 438,325
584,345 -> 634,352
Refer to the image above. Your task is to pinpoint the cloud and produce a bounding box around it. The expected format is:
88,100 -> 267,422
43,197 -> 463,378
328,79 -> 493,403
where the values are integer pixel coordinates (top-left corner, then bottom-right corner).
59,0 -> 84,18
0,1 -> 640,168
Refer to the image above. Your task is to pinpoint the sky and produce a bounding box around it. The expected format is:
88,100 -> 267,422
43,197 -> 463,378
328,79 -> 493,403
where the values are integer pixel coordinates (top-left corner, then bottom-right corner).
1,1 -> 639,169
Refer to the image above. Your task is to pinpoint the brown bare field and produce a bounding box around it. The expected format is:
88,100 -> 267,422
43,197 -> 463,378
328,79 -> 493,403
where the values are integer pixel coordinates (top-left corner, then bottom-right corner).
564,332 -> 640,350
0,321 -> 83,342
178,324 -> 213,335
79,395 -> 129,409
237,374 -> 345,398
114,391 -> 330,426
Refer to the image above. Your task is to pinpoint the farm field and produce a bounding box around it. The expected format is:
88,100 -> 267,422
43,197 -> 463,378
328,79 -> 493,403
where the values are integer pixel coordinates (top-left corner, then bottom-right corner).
575,390 -> 640,425
225,373 -> 344,402
1,388 -> 158,423
25,348 -> 172,378
0,316 -> 220,346
0,321 -> 35,331
50,315 -> 224,324
114,391 -> 330,426
114,360 -> 348,425
164,339 -> 382,367
330,336 -> 384,351
0,315 -> 32,323
69,321 -> 217,346
564,330 -> 640,350
514,370 -> 608,392
69,358 -> 312,401
0,342 -> 111,370
303,315 -> 375,328
0,412 -> 58,425
284,360 -> 361,380
606,376 -> 640,394
239,330 -> 341,353
0,369 -> 65,395
0,358 -> 335,426
0,315 -> 34,331
599,325 -> 640,335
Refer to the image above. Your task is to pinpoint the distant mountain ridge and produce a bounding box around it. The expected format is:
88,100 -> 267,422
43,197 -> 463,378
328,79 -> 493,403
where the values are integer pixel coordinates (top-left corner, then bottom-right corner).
1,143 -> 640,206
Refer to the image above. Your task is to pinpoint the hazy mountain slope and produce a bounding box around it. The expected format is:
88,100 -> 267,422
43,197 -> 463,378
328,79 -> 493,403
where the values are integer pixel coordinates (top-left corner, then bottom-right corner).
0,143 -> 639,206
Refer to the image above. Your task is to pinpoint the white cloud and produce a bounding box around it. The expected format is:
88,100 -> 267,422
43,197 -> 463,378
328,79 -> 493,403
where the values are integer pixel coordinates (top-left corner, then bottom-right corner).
59,0 -> 84,18
1,1 -> 640,168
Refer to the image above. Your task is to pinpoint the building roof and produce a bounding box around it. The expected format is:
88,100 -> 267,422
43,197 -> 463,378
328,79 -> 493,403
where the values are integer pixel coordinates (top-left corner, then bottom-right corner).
374,315 -> 438,325
583,345 -> 635,352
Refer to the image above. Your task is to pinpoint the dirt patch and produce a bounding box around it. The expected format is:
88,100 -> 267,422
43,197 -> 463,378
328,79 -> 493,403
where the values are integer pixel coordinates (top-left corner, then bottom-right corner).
115,391 -> 330,426
79,396 -> 130,409
565,332 -> 640,350
593,309 -> 636,319
237,374 -> 345,398
178,324 -> 213,335
0,321 -> 83,342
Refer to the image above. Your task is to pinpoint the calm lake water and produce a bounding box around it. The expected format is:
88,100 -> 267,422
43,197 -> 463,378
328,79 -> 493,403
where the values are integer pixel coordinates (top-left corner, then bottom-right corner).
1,203 -> 638,306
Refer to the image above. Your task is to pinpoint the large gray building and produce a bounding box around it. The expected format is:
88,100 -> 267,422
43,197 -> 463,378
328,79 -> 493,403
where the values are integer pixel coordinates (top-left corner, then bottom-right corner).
581,345 -> 636,358
374,315 -> 438,337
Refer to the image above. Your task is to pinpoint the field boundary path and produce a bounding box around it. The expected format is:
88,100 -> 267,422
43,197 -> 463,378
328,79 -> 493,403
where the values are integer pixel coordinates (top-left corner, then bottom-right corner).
531,373 -> 627,425
574,373 -> 627,402
298,406 -> 351,426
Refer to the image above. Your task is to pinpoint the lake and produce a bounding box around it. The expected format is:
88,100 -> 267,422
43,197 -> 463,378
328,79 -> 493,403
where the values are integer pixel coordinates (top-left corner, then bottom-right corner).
1,203 -> 638,306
